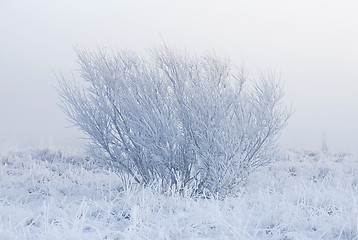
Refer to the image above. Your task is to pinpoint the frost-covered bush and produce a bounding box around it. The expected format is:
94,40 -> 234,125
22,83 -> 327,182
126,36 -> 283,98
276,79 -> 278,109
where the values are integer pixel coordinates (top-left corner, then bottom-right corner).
58,45 -> 290,197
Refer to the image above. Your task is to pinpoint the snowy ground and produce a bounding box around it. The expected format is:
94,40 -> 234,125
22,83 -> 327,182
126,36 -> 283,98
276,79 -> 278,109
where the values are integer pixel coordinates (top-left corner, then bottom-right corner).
0,148 -> 357,239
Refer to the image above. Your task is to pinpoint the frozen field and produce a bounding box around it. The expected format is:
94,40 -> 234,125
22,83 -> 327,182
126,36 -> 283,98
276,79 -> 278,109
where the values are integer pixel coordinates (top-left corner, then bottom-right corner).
0,148 -> 357,239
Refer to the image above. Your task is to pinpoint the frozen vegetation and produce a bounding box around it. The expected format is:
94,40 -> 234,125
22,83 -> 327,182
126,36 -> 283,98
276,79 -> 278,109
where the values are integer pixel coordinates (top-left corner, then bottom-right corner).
0,45 -> 348,239
57,46 -> 290,197
0,147 -> 357,239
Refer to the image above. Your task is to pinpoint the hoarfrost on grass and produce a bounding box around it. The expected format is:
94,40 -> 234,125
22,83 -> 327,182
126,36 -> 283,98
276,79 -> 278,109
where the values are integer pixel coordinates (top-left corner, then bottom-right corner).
0,148 -> 357,239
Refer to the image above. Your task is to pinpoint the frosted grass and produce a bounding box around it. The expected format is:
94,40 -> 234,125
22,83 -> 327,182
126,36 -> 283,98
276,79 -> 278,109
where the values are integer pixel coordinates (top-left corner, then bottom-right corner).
0,148 -> 357,239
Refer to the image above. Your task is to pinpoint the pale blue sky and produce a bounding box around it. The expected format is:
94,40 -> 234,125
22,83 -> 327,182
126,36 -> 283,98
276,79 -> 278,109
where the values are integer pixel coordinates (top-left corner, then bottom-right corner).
1,0 -> 357,152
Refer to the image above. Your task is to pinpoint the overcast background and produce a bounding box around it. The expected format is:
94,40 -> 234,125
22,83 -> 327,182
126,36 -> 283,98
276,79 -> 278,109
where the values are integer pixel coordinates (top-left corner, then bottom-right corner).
1,0 -> 357,152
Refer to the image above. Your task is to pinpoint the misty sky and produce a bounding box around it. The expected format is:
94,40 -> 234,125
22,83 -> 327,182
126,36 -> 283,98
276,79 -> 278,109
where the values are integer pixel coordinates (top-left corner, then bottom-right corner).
0,0 -> 357,152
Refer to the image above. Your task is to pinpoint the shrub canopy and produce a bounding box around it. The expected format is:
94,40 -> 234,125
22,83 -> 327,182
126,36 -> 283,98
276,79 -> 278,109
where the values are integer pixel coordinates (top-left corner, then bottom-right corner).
58,45 -> 290,197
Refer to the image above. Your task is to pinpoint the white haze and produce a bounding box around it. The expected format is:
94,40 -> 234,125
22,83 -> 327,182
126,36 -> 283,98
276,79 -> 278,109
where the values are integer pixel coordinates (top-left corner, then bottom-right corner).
0,0 -> 358,152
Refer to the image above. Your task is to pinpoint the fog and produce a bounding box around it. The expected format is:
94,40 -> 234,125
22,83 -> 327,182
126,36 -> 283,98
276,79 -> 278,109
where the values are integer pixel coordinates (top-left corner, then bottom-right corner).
1,0 -> 357,152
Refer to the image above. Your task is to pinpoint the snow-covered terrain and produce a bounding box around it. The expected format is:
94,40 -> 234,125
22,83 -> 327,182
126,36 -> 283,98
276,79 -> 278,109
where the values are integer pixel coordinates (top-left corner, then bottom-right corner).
0,148 -> 357,239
